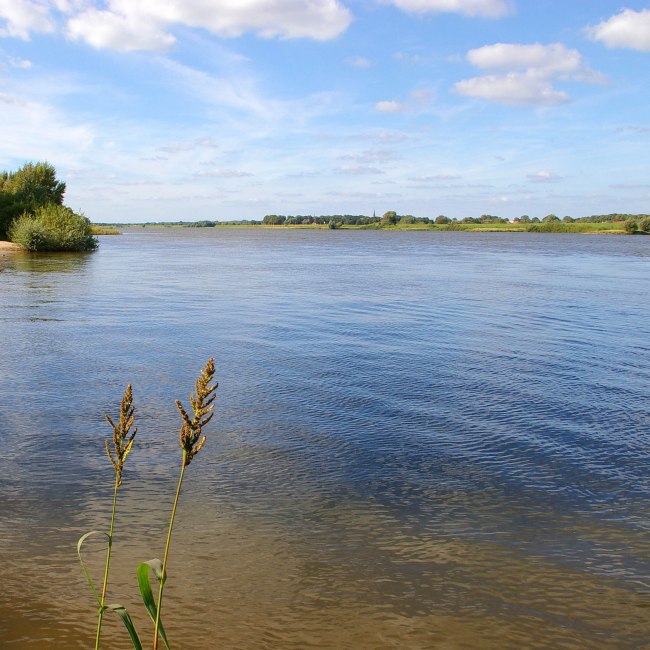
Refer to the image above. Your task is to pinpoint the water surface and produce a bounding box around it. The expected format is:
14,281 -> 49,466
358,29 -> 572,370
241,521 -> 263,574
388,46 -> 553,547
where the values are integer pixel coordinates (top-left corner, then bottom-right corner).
1,228 -> 649,648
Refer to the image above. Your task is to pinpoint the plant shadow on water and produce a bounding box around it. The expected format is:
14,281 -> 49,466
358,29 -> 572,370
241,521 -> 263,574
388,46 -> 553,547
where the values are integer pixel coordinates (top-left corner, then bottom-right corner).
0,229 -> 649,648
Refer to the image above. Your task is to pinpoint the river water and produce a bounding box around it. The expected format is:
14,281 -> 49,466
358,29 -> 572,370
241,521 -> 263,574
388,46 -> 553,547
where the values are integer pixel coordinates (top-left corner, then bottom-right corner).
0,228 -> 649,649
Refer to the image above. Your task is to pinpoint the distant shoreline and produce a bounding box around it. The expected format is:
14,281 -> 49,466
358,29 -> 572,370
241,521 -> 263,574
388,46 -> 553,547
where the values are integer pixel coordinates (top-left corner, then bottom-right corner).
101,222 -> 632,235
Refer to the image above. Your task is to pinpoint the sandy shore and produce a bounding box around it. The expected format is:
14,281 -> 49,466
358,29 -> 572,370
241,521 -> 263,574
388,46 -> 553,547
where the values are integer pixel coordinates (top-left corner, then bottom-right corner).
0,240 -> 26,253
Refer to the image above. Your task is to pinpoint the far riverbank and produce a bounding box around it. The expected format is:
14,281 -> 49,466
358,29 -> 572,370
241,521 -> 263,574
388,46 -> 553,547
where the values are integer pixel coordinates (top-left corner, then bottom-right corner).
102,221 -> 632,235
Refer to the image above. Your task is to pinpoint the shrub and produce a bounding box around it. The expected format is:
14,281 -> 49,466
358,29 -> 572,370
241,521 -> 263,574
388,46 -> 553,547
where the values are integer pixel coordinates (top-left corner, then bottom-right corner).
527,222 -> 595,233
9,204 -> 98,251
638,216 -> 650,233
624,219 -> 638,234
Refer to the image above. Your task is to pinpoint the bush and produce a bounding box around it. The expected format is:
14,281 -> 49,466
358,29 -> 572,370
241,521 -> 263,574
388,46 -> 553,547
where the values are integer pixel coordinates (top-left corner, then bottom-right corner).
9,204 -> 98,251
624,219 -> 638,234
638,217 -> 650,233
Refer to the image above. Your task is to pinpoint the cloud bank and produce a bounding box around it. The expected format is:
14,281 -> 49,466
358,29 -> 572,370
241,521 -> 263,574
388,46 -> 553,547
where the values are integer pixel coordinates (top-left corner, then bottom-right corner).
1,0 -> 517,51
67,0 -> 354,51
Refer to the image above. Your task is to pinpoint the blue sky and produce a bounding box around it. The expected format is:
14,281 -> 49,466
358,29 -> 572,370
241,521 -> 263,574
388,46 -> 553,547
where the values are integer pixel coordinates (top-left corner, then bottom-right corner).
1,1 -> 650,222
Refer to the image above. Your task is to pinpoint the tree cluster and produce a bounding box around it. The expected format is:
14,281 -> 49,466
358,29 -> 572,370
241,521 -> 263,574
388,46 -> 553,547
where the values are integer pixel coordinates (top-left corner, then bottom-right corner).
262,214 -> 382,226
577,213 -> 650,223
0,162 -> 66,239
1,161 -> 96,251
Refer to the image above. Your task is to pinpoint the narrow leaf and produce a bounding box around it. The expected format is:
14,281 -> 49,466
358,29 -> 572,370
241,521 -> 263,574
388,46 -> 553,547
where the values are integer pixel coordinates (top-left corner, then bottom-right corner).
108,604 -> 143,650
77,530 -> 110,606
137,560 -> 171,649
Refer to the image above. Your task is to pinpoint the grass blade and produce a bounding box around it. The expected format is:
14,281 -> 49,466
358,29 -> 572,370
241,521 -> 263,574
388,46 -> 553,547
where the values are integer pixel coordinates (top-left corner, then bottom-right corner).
107,604 -> 143,650
137,560 -> 171,649
77,531 -> 110,606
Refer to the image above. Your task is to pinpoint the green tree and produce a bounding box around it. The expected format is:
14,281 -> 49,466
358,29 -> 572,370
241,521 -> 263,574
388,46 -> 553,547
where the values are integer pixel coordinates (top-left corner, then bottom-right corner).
262,215 -> 286,225
1,161 -> 65,205
381,210 -> 398,225
435,215 -> 450,224
0,161 -> 67,239
543,214 -> 560,222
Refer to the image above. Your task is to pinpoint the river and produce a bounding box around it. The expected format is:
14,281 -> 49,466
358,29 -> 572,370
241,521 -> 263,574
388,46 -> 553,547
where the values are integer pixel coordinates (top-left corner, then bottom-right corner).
0,228 -> 649,648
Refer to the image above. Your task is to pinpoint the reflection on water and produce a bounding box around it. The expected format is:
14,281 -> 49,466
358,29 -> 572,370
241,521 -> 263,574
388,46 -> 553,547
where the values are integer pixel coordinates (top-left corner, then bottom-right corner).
1,229 -> 649,648
9,252 -> 92,275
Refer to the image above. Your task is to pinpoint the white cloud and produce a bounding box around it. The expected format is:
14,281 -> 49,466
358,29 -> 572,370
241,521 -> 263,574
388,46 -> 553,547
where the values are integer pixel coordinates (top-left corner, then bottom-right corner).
8,56 -> 32,68
455,42 -> 602,106
468,43 -> 579,74
455,72 -> 569,106
408,174 -> 462,183
67,8 -> 175,52
588,8 -> 650,52
340,148 -> 395,163
346,56 -> 372,68
0,0 -> 54,39
395,51 -> 426,64
466,42 -> 604,82
158,138 -> 220,154
375,100 -> 405,113
66,0 -> 352,51
195,168 -> 253,178
527,170 -> 563,183
337,164 -> 384,175
381,0 -> 513,18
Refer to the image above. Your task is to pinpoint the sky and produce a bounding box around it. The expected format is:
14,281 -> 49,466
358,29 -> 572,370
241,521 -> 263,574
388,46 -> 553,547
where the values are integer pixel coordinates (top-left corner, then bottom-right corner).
1,1 -> 650,222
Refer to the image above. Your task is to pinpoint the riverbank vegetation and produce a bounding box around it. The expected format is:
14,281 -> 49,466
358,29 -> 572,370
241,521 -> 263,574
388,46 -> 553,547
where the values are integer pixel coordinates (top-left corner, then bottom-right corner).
1,162 -> 97,251
91,225 -> 121,235
105,211 -> 650,235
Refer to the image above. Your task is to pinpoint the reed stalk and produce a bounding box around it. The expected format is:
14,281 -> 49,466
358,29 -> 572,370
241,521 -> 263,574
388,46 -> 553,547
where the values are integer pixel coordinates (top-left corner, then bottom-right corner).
80,384 -> 137,650
95,473 -> 119,649
153,358 -> 217,650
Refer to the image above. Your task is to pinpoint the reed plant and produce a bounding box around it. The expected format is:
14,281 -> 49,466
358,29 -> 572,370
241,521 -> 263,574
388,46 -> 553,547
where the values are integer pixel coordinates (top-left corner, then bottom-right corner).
78,358 -> 217,649
78,384 -> 137,650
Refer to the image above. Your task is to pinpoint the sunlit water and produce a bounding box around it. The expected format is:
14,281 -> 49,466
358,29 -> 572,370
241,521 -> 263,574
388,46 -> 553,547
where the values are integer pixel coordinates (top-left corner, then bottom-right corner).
1,228 -> 649,649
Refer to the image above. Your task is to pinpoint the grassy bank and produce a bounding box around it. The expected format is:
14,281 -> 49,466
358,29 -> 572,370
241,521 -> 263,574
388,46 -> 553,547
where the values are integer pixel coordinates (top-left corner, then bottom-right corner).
91,225 -> 122,235
103,221 -> 632,234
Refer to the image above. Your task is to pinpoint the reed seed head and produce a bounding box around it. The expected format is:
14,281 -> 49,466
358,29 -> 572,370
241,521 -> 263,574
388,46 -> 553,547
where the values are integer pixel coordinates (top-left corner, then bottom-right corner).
176,357 -> 217,467
105,384 -> 137,486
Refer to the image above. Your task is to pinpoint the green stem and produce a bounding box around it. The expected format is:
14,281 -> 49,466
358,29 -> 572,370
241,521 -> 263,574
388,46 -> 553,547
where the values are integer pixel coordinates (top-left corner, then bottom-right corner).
153,451 -> 187,650
96,473 -> 120,650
